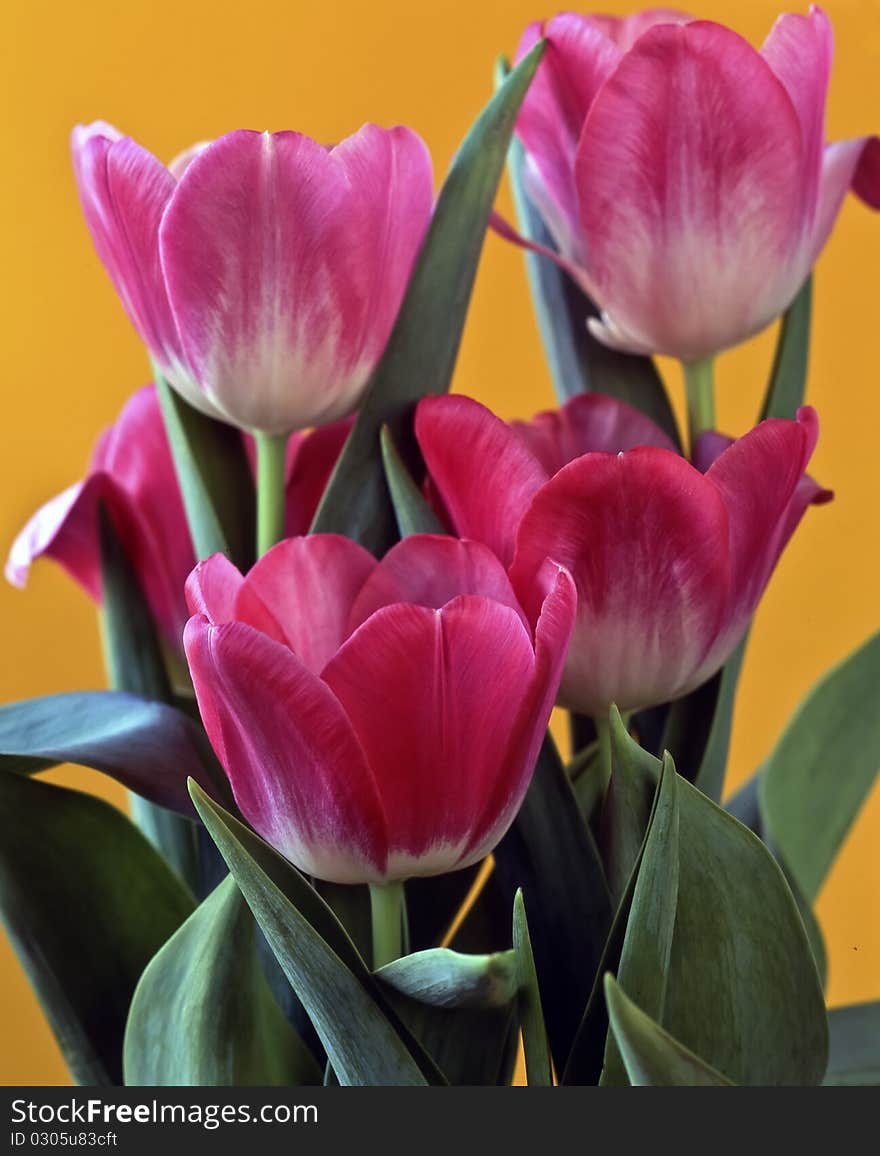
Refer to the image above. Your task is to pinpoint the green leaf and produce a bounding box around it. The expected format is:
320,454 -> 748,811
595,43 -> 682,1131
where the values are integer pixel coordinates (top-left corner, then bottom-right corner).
758,629 -> 880,902
599,707 -> 659,904
824,1002 -> 880,1085
760,277 -> 812,421
0,772 -> 194,1085
602,753 -> 679,1086
492,734 -> 612,1070
377,948 -> 516,1009
124,876 -> 320,1086
380,426 -> 445,537
310,42 -> 545,552
155,374 -> 255,567
513,889 -> 552,1087
189,780 -> 443,1085
604,976 -> 734,1087
499,59 -> 680,446
0,691 -> 228,816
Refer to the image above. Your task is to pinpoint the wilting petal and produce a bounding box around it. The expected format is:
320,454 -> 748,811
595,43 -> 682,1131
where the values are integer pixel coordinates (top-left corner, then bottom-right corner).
322,597 -> 538,878
185,616 -> 388,882
6,479 -> 105,601
161,126 -> 432,434
575,21 -> 805,360
510,448 -> 731,714
511,392 -> 677,476
236,536 -> 377,674
348,534 -> 528,631
415,395 -> 547,567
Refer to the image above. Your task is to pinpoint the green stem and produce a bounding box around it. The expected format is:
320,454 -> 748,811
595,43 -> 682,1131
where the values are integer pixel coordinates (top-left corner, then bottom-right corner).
369,881 -> 405,969
682,357 -> 716,454
594,711 -> 613,798
255,431 -> 289,557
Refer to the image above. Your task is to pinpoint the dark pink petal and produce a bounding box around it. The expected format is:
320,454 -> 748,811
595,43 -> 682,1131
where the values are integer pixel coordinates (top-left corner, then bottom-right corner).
510,449 -> 731,715
160,126 -> 432,434
284,417 -> 352,535
576,21 -> 805,360
6,479 -> 105,602
691,430 -> 734,474
348,534 -> 528,632
322,596 -> 539,879
184,616 -> 388,883
185,554 -> 245,623
514,15 -> 621,263
415,395 -> 547,568
809,136 -> 880,266
589,8 -> 692,51
511,392 -> 677,477
236,536 -> 377,673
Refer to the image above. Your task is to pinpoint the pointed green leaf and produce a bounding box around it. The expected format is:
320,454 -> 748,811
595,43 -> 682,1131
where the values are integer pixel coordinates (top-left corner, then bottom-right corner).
189,780 -> 443,1085
604,975 -> 734,1087
513,890 -> 552,1086
760,277 -> 812,421
378,948 -> 516,1009
380,426 -> 445,538
758,629 -> 880,902
0,773 -> 194,1085
600,707 -> 659,904
492,734 -> 612,1070
824,1002 -> 880,1086
155,374 -> 255,567
124,876 -> 320,1086
311,43 -> 545,552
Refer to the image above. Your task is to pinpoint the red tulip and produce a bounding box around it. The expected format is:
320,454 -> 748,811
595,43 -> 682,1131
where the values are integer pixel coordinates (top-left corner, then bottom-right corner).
72,122 -> 433,434
183,534 -> 576,883
416,393 -> 830,716
6,385 -> 349,654
508,6 -> 880,360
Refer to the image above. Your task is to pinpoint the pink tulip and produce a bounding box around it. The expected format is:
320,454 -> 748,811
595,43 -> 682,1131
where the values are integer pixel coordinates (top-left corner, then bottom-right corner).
6,385 -> 349,653
183,535 -> 576,883
416,393 -> 831,716
508,6 -> 880,360
72,121 -> 433,434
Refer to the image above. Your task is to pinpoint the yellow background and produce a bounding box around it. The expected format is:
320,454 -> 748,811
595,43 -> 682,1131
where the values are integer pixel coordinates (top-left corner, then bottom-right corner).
1,0 -> 878,1085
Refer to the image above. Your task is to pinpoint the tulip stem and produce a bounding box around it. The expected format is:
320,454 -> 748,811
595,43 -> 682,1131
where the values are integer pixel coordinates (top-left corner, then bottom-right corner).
369,881 -> 405,969
255,431 -> 289,557
683,357 -> 716,453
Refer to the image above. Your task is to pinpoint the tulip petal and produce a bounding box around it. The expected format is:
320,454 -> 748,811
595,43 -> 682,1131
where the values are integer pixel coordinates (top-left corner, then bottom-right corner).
415,395 -> 548,568
184,616 -> 388,882
576,21 -> 805,359
810,136 -> 880,265
185,554 -> 245,623
510,449 -> 731,715
348,534 -> 528,632
284,418 -> 352,536
322,598 -> 538,878
511,392 -> 677,477
161,126 -> 432,434
6,480 -> 103,600
589,8 -> 692,51
236,536 -> 377,674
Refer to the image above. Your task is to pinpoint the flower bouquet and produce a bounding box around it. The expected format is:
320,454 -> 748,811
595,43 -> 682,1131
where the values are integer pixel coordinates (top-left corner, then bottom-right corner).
2,5 -> 878,1088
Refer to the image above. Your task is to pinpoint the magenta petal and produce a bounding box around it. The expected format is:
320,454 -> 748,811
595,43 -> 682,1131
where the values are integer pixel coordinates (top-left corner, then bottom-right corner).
184,616 -> 388,882
590,8 -> 692,51
510,449 -> 731,715
236,536 -> 377,674
576,21 -> 805,359
511,392 -> 678,477
415,395 -> 548,568
6,479 -> 104,601
284,417 -> 352,536
322,598 -> 538,878
185,554 -> 245,623
810,136 -> 880,266
348,534 -> 528,632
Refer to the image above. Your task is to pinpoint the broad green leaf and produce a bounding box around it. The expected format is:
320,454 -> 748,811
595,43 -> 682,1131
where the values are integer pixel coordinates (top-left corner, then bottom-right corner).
492,734 -> 612,1070
602,753 -> 679,1086
513,889 -> 552,1087
759,630 -> 880,902
311,43 -> 545,552
824,1002 -> 880,1086
760,277 -> 812,421
604,975 -> 734,1087
155,374 -> 255,567
0,772 -> 194,1085
124,876 -> 320,1086
378,948 -> 516,1009
499,59 -> 680,446
380,426 -> 445,538
0,690 -> 228,815
189,780 -> 443,1085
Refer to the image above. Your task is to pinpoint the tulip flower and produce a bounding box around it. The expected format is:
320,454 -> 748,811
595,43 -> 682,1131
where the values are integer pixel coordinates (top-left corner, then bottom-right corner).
183,534 -> 576,894
506,7 -> 880,438
6,385 -> 349,660
416,393 -> 831,718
